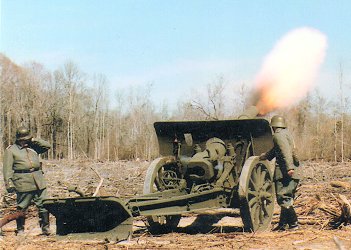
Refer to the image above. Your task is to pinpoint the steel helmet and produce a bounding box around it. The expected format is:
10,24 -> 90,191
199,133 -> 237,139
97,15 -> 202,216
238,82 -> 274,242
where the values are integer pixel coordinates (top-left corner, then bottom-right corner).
16,126 -> 32,141
270,115 -> 287,128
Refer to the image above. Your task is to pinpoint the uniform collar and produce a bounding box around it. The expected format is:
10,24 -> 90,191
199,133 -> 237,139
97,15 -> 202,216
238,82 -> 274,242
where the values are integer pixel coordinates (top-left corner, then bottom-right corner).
275,128 -> 284,133
15,143 -> 30,150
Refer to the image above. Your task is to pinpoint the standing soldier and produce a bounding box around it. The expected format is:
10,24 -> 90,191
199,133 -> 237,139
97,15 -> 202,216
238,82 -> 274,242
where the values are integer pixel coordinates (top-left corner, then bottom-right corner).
260,115 -> 300,231
3,126 -> 51,235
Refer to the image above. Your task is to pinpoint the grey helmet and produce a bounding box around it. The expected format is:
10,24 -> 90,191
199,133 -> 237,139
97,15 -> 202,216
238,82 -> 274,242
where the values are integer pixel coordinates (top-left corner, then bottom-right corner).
270,115 -> 287,128
16,126 -> 32,141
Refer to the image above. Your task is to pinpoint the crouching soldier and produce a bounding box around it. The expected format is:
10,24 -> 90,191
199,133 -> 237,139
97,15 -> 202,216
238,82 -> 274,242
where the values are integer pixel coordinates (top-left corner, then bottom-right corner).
3,127 -> 51,236
260,115 -> 300,231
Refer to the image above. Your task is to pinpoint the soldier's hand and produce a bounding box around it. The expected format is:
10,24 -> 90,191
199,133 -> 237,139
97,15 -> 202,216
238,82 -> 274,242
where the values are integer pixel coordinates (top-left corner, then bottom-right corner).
259,153 -> 267,161
287,169 -> 294,177
6,186 -> 16,193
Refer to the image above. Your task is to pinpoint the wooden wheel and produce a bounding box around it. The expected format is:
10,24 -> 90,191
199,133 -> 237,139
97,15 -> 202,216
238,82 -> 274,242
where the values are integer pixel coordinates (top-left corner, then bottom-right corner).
239,156 -> 275,232
143,156 -> 181,234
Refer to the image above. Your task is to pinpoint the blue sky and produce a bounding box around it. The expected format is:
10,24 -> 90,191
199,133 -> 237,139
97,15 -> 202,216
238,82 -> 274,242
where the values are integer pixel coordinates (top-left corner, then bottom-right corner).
1,0 -> 351,109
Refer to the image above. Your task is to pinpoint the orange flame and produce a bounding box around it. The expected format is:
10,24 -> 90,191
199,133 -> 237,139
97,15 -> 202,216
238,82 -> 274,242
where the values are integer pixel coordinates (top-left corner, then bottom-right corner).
254,27 -> 327,115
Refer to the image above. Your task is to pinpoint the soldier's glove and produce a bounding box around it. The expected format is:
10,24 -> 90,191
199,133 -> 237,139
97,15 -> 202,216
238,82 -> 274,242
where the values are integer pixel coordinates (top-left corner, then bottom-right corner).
293,155 -> 300,167
259,153 -> 267,161
6,186 -> 16,193
292,149 -> 300,167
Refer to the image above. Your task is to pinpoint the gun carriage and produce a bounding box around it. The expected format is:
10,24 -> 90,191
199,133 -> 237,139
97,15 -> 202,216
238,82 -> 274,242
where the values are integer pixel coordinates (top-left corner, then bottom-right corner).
43,106 -> 275,241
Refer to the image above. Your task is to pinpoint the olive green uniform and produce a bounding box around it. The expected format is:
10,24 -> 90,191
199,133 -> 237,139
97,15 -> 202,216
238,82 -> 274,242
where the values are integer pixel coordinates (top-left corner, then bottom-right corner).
264,127 -> 300,229
4,139 -> 50,192
265,128 -> 300,207
3,138 -> 51,233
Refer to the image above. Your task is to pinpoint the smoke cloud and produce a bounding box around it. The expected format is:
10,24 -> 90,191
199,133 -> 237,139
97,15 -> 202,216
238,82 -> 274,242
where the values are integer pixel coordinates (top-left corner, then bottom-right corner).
253,27 -> 328,115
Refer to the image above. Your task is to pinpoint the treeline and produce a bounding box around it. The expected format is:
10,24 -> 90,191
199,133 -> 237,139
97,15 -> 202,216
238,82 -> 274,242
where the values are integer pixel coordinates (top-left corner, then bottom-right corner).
0,54 -> 350,162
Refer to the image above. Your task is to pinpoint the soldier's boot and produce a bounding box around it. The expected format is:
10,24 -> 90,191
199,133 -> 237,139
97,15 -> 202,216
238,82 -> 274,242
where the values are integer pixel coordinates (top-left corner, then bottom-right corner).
287,206 -> 299,230
273,207 -> 288,231
39,211 -> 51,236
15,216 -> 25,236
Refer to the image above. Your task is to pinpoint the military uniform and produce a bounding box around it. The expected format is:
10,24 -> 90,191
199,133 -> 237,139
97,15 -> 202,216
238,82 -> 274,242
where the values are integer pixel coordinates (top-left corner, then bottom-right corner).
3,127 -> 51,235
261,116 -> 300,230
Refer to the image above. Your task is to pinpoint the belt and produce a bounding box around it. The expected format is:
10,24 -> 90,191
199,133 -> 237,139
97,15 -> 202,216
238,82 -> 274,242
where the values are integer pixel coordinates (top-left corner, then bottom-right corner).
14,168 -> 40,173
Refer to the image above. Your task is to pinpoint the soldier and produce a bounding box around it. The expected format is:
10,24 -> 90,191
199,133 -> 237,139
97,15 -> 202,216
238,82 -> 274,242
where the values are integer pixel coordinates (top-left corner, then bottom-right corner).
260,115 -> 300,231
3,126 -> 51,235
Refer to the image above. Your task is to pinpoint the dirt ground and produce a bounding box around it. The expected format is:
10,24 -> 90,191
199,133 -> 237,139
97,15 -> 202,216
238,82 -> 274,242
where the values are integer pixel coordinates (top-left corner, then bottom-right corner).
1,160 -> 351,249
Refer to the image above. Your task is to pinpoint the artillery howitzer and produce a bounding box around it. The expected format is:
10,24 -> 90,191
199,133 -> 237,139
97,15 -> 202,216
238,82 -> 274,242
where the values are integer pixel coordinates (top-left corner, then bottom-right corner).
43,106 -> 275,241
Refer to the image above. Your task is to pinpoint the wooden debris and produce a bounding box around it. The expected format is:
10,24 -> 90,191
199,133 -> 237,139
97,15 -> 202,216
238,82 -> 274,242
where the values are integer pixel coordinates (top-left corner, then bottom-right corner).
318,202 -> 340,217
0,210 -> 25,228
338,194 -> 351,221
90,166 -> 105,196
292,236 -> 318,245
331,181 -> 351,190
333,236 -> 346,250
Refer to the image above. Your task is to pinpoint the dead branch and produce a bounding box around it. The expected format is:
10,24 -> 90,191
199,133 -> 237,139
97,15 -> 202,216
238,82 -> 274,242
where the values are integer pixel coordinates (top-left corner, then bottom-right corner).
90,166 -> 104,196
337,194 -> 351,223
292,236 -> 318,245
318,203 -> 340,217
331,181 -> 351,190
0,210 -> 25,228
333,236 -> 346,250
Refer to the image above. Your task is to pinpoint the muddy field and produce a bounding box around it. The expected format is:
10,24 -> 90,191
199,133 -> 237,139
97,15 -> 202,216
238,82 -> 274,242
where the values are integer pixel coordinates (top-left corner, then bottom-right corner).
1,160 -> 351,249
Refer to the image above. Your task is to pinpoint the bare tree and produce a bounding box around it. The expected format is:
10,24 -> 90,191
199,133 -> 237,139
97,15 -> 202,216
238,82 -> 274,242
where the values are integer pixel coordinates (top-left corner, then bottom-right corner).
190,76 -> 225,120
339,62 -> 345,162
54,61 -> 85,159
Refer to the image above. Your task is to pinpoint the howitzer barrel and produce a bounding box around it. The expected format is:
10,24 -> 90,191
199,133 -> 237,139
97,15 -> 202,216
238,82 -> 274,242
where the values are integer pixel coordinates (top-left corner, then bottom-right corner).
187,138 -> 226,180
238,106 -> 259,119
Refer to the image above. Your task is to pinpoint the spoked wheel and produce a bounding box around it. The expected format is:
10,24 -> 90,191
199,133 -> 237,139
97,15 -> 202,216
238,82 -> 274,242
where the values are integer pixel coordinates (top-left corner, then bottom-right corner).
143,156 -> 181,234
239,156 -> 275,232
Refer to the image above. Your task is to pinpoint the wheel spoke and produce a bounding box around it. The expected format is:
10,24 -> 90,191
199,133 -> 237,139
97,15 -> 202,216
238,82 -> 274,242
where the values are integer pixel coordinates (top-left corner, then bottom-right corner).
258,205 -> 264,224
254,204 -> 261,225
259,170 -> 267,188
253,166 -> 259,182
256,165 -> 263,186
249,177 -> 259,191
261,200 -> 269,217
248,196 -> 258,208
248,190 -> 259,197
260,191 -> 273,200
251,202 -> 258,221
261,181 -> 271,191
